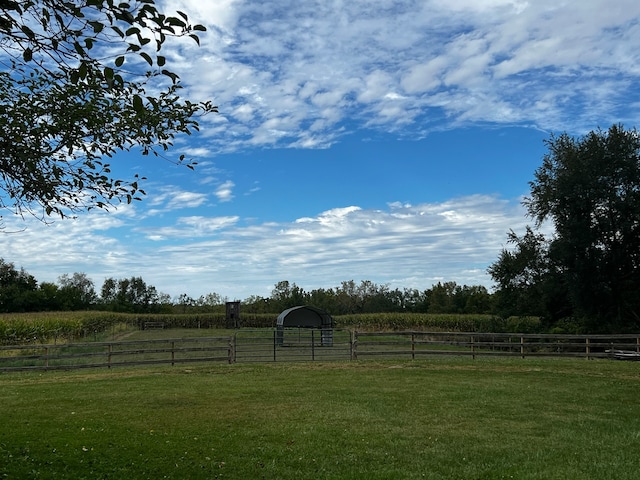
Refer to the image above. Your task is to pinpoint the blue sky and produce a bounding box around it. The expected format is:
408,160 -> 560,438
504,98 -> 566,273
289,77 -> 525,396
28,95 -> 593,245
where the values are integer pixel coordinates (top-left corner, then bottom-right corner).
2,0 -> 640,300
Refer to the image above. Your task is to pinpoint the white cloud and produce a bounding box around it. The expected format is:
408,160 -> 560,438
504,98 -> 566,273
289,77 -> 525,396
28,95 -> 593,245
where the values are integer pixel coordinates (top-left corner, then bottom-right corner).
0,195 -> 535,299
182,147 -> 212,157
138,215 -> 239,240
214,180 -> 235,202
154,0 -> 640,152
147,186 -> 210,213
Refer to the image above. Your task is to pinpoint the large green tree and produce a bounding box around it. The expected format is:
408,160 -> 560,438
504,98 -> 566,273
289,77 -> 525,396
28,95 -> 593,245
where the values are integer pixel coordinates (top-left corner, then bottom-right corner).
57,272 -> 97,309
491,125 -> 640,332
0,258 -> 39,311
0,0 -> 216,219
488,227 -> 568,323
100,275 -> 159,312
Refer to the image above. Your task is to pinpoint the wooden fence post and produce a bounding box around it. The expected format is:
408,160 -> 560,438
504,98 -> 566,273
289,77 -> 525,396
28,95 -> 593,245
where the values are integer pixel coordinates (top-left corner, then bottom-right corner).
171,341 -> 175,366
351,331 -> 358,361
228,336 -> 235,364
273,330 -> 277,362
411,333 -> 415,360
471,335 -> 475,360
586,338 -> 590,360
520,336 -> 525,359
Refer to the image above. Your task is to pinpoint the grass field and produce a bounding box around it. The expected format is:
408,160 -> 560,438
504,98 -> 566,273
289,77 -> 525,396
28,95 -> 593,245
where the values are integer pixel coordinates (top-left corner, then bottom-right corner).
1,358 -> 639,479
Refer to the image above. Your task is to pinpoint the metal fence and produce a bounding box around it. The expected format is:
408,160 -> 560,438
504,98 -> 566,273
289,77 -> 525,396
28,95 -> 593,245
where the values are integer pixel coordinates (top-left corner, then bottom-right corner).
233,329 -> 353,363
1,330 -> 640,371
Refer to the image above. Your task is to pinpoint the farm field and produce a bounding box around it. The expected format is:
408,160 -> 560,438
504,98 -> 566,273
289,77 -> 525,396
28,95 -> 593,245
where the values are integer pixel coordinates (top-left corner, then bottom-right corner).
1,358 -> 639,479
0,311 -> 543,346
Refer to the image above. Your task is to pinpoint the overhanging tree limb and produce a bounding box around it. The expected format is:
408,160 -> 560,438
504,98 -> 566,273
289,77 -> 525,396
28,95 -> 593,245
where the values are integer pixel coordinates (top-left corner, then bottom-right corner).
0,0 -> 217,219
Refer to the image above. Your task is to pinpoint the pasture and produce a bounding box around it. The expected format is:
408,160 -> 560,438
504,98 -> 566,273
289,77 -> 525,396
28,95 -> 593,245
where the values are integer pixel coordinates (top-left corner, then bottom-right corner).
1,358 -> 640,479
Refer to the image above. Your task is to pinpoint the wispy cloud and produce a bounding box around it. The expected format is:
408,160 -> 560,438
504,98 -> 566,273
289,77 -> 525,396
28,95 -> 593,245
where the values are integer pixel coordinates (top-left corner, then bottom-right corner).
138,215 -> 239,240
146,186 -> 210,213
160,0 -> 640,152
214,180 -> 235,202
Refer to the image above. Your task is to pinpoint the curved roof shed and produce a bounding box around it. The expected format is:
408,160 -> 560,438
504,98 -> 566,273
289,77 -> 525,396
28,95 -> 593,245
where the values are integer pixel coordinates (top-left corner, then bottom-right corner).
276,305 -> 333,329
276,305 -> 334,346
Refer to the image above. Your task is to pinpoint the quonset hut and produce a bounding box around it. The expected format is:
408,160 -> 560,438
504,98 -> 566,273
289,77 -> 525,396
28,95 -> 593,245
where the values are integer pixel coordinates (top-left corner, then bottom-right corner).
276,305 -> 334,346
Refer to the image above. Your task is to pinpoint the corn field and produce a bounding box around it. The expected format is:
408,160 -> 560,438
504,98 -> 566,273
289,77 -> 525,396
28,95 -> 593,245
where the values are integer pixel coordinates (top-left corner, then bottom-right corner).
334,313 -> 541,332
0,311 -> 542,345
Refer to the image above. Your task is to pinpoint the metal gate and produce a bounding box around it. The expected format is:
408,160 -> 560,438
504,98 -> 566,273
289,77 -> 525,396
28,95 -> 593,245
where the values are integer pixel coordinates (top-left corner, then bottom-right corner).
232,328 -> 353,363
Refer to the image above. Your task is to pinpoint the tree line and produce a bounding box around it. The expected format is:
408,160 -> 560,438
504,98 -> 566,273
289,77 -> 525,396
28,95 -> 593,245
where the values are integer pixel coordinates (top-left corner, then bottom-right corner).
243,280 -> 493,316
0,261 -> 228,314
0,260 -> 494,316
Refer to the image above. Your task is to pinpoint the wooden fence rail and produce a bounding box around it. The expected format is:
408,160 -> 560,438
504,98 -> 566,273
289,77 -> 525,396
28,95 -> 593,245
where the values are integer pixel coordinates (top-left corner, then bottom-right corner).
352,331 -> 640,360
0,337 -> 232,372
1,331 -> 640,371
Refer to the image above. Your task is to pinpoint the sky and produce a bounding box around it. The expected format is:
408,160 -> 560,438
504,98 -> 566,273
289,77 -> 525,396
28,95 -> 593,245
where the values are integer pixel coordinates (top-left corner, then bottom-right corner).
2,0 -> 640,301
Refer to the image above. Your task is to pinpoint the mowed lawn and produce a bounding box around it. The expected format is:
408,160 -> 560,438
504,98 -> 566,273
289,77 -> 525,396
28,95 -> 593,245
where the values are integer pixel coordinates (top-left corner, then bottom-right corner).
1,358 -> 639,479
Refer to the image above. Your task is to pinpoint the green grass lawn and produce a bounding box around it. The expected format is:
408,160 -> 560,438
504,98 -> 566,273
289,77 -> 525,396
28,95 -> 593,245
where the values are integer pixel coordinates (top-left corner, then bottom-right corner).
1,358 -> 639,479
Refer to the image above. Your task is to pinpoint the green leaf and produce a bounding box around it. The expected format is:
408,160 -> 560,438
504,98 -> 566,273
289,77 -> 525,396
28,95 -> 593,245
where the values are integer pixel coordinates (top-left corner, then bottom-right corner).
111,26 -> 124,38
74,42 -> 85,56
166,17 -> 186,28
20,25 -> 35,39
115,56 -> 125,67
161,69 -> 179,84
193,24 -> 207,32
132,94 -> 144,113
22,48 -> 32,62
139,52 -> 153,66
88,20 -> 104,33
157,55 -> 166,67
